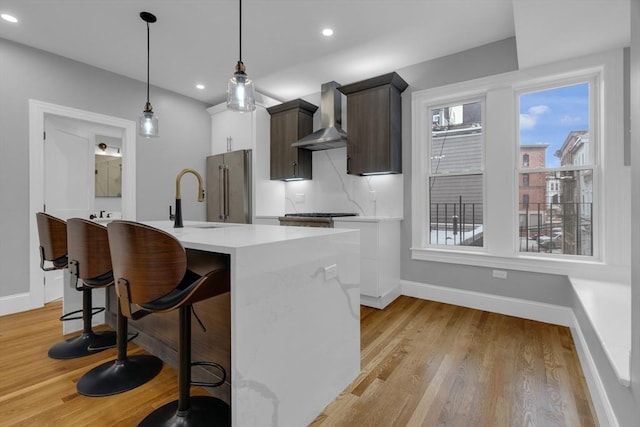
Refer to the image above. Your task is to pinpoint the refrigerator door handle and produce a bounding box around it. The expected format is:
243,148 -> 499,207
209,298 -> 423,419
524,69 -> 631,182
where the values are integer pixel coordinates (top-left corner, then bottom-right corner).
218,165 -> 225,220
224,165 -> 230,220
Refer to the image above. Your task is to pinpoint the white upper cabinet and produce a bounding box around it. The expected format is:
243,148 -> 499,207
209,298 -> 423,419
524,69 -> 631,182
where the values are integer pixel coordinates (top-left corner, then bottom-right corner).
208,103 -> 254,154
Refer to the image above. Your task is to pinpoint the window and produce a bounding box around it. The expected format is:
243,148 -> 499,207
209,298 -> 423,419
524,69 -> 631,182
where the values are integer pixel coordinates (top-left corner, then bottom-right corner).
428,100 -> 484,247
411,50 -> 625,276
518,83 -> 593,256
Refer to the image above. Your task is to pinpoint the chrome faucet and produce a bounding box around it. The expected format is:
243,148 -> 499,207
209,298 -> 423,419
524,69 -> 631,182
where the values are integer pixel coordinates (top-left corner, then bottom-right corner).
174,168 -> 205,228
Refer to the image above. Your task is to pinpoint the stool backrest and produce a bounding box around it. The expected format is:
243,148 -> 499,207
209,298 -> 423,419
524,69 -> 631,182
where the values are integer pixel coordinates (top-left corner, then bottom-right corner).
107,221 -> 187,305
36,212 -> 68,265
67,218 -> 112,281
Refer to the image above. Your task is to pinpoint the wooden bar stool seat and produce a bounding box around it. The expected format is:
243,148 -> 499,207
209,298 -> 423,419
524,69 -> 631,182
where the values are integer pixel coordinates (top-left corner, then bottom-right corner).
36,212 -> 68,272
107,220 -> 231,427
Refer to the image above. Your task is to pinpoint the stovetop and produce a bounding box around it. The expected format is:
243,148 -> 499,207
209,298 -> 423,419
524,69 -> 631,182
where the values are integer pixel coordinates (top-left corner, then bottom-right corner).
284,213 -> 358,218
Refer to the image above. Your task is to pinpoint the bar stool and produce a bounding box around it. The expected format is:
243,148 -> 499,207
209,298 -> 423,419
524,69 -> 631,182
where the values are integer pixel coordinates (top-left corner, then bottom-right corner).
107,220 -> 231,427
74,219 -> 163,397
36,212 -> 115,359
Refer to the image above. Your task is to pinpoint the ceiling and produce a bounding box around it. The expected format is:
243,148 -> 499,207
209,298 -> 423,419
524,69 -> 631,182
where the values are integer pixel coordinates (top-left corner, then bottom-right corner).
0,0 -> 630,106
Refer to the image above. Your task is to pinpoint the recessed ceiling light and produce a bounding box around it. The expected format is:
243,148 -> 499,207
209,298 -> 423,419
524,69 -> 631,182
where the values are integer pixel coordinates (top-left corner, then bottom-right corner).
1,13 -> 18,23
322,28 -> 334,37
196,84 -> 205,90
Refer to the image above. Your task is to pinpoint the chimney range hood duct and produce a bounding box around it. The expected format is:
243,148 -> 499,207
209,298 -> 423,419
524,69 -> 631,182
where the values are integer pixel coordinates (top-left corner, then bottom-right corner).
292,81 -> 347,151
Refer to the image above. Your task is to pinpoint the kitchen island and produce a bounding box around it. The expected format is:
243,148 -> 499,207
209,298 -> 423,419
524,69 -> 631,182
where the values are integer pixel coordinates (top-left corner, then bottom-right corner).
88,221 -> 360,427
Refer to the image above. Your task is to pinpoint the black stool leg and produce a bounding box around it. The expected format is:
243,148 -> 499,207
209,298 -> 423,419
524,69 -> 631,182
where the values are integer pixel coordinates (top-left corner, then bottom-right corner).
48,287 -> 117,359
76,304 -> 162,397
138,306 -> 230,427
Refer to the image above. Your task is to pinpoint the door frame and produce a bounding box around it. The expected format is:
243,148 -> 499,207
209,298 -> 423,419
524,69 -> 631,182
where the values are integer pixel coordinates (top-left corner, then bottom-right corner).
28,100 -> 136,312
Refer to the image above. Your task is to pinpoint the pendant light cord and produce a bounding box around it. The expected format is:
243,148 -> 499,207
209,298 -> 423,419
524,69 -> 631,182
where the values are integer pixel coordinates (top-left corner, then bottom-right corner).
146,20 -> 150,104
238,0 -> 242,63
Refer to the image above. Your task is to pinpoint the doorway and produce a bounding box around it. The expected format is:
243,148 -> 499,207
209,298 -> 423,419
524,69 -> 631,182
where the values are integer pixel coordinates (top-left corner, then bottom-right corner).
28,100 -> 136,315
42,115 -> 126,303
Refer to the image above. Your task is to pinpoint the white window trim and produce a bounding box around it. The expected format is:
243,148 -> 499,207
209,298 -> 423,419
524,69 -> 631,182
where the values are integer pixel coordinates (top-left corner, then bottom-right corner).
514,76 -> 599,260
411,49 -> 629,283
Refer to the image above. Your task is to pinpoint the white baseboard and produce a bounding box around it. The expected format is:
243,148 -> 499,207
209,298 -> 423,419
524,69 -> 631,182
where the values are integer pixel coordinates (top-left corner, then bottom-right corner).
568,312 -> 620,427
0,292 -> 40,316
401,280 -> 574,326
400,279 -> 618,427
361,285 -> 402,309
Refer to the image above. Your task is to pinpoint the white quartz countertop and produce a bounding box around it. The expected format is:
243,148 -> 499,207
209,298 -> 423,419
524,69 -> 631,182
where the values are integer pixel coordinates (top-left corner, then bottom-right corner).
255,215 -> 403,222
332,216 -> 403,222
143,220 -> 356,254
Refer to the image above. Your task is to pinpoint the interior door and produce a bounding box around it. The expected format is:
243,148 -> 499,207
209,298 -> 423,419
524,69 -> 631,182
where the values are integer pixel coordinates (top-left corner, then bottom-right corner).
43,115 -> 95,302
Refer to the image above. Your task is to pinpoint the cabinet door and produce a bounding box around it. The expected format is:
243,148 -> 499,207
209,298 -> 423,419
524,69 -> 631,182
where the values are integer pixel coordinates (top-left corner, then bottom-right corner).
340,72 -> 406,176
211,109 -> 254,154
360,259 -> 380,297
334,220 -> 401,302
270,109 -> 297,180
269,110 -> 312,180
346,86 -> 392,175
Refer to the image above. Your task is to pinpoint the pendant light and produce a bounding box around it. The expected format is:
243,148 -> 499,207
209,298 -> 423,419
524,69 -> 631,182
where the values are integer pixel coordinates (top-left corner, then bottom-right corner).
138,11 -> 159,137
227,0 -> 256,112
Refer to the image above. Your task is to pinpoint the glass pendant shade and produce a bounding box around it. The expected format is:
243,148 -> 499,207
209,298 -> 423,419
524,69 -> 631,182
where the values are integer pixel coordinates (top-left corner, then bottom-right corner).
138,106 -> 159,138
227,63 -> 256,112
227,0 -> 256,113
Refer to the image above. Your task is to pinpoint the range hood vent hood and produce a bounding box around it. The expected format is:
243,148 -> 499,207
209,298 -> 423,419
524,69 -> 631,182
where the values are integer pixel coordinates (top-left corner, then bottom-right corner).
292,81 -> 347,151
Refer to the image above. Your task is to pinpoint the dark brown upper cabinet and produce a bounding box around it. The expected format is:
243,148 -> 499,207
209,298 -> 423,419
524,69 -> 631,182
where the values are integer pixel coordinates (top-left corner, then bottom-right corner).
267,99 -> 318,181
338,72 -> 408,175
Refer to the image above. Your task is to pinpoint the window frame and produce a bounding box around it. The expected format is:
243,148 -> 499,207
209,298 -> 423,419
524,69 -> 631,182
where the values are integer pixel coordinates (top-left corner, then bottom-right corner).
411,49 -> 627,279
515,77 -> 599,259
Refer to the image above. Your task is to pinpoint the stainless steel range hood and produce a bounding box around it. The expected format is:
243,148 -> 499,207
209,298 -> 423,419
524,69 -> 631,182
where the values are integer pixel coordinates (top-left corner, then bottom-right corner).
292,81 -> 347,151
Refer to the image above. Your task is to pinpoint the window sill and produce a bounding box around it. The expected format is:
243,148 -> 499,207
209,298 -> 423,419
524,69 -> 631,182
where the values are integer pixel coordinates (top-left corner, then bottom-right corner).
410,247 -> 628,283
570,277 -> 631,386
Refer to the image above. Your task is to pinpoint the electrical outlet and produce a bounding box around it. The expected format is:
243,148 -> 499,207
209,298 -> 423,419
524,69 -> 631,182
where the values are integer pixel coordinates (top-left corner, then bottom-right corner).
295,193 -> 305,203
324,264 -> 338,281
492,269 -> 507,279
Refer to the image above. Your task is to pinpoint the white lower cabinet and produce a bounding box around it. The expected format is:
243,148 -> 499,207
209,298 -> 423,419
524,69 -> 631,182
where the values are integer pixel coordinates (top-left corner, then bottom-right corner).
334,218 -> 401,309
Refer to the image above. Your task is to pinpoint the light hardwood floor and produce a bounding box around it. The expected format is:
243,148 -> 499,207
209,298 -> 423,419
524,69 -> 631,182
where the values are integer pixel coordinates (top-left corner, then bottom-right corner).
0,296 -> 597,426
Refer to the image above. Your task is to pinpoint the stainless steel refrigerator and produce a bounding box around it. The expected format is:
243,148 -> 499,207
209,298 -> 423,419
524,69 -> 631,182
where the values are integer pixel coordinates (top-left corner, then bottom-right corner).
206,149 -> 252,223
